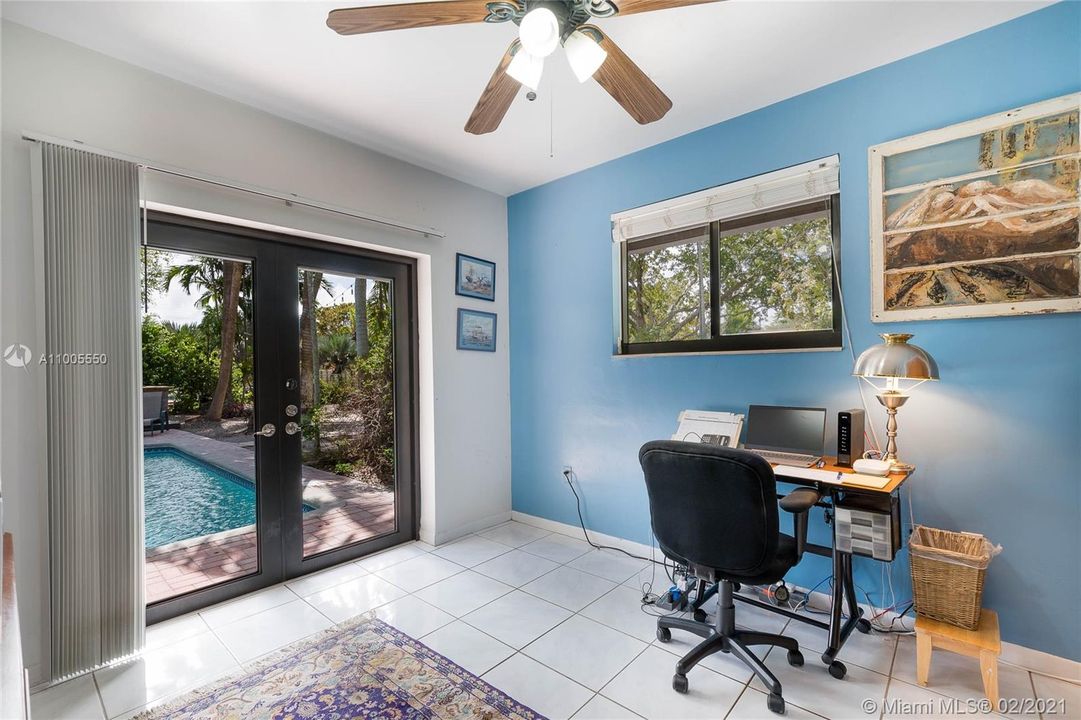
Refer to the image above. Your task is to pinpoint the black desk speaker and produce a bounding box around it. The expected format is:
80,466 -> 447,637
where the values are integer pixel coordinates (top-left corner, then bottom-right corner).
837,409 -> 865,467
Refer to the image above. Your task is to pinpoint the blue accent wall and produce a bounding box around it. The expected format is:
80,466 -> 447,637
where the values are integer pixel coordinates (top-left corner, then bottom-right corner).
508,3 -> 1081,661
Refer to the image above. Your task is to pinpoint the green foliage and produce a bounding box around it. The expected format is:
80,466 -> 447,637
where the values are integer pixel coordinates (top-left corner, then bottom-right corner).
318,334 -> 358,375
161,254 -> 253,321
305,282 -> 396,485
140,247 -> 168,309
141,318 -> 218,412
316,303 -> 355,338
144,249 -> 254,417
626,217 -> 833,342
301,406 -> 326,443
625,236 -> 710,343
320,376 -> 353,405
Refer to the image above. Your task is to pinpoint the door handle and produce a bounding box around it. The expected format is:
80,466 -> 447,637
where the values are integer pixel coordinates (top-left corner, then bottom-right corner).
254,423 -> 276,437
285,421 -> 301,436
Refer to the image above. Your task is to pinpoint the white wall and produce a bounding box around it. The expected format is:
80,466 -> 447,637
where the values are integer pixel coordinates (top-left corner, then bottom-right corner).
1,20 -> 511,685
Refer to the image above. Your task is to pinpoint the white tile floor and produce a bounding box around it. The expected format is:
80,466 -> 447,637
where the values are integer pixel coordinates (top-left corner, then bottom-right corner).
29,521 -> 1081,720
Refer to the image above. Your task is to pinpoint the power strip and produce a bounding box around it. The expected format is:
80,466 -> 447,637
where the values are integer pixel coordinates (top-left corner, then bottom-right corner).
748,583 -> 809,609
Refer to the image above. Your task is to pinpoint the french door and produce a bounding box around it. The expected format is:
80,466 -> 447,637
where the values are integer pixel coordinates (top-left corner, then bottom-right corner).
143,214 -> 417,623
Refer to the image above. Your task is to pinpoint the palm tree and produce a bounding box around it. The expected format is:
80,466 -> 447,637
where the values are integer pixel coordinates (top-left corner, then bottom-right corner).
354,278 -> 369,358
163,257 -> 250,421
298,272 -> 333,408
318,334 -> 357,375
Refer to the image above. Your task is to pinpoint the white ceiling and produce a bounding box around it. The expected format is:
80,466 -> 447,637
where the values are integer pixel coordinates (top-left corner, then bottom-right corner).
2,0 -> 1050,195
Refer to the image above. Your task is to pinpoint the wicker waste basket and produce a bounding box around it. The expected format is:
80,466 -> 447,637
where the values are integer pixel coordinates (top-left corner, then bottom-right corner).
909,526 -> 1000,630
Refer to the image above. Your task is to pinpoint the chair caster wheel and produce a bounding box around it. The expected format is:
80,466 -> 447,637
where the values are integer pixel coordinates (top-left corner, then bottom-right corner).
786,649 -> 804,667
657,627 -> 672,643
693,609 -> 707,623
672,673 -> 689,694
767,693 -> 785,714
828,660 -> 847,679
856,618 -> 872,634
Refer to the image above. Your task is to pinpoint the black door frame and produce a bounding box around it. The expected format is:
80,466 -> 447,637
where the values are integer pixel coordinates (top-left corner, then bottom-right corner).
144,213 -> 420,623
277,242 -> 418,578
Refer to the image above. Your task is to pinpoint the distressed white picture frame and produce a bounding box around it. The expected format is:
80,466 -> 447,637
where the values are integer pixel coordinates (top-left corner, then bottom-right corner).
868,93 -> 1081,322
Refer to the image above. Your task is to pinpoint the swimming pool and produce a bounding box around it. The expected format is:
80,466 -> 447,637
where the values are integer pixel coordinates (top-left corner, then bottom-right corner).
144,447 -> 316,549
143,447 -> 258,549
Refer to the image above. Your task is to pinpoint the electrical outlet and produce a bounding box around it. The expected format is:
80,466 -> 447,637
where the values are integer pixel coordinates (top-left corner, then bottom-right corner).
562,465 -> 573,477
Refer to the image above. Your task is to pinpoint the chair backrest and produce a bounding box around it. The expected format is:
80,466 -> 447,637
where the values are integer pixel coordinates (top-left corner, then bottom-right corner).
143,390 -> 163,420
639,440 -> 779,577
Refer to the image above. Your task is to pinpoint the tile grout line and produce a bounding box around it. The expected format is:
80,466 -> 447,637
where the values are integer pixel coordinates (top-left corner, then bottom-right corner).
90,671 -> 110,720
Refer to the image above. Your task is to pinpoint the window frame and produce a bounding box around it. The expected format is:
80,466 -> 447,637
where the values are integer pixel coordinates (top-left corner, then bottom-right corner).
619,195 -> 842,356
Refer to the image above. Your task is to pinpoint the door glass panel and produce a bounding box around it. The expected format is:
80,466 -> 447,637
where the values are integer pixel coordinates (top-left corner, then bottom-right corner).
298,270 -> 397,558
141,247 -> 258,604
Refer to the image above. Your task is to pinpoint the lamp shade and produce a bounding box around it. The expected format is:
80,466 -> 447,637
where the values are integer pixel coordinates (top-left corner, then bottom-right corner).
518,7 -> 560,58
507,50 -> 543,91
853,333 -> 939,381
564,30 -> 607,82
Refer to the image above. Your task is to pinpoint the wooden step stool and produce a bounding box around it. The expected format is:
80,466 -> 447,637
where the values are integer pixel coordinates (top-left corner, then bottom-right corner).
916,609 -> 1000,704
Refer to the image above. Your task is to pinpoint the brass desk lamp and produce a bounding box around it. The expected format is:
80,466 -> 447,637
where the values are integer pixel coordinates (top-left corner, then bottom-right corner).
853,333 -> 939,472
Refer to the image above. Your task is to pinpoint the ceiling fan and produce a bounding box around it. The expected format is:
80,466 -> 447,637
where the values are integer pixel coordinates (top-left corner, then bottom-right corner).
327,0 -> 722,134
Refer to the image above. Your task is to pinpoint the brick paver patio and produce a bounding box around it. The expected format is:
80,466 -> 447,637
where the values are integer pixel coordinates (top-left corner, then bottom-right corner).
144,430 -> 395,604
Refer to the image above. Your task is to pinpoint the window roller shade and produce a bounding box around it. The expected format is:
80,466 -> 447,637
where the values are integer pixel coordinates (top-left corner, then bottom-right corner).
611,156 -> 840,243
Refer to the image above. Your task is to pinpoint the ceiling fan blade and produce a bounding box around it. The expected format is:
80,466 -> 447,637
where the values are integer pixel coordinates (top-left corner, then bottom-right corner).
589,28 -> 672,125
610,0 -> 723,17
465,42 -> 522,135
327,0 -> 490,35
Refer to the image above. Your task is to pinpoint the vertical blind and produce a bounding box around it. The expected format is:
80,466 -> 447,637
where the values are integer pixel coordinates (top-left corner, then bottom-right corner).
35,142 -> 144,679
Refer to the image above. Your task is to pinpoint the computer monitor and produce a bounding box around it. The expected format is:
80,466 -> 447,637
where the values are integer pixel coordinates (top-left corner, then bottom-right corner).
745,405 -> 827,455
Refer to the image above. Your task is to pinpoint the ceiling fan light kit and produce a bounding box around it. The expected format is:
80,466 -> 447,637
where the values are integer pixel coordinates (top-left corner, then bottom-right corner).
506,48 -> 544,90
327,0 -> 722,134
564,29 -> 607,83
518,6 -> 561,57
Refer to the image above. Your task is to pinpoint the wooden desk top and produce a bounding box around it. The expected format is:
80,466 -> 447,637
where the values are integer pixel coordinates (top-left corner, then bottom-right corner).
773,456 -> 912,495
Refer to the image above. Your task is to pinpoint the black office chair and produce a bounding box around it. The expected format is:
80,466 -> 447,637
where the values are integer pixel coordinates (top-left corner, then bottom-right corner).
639,440 -> 822,715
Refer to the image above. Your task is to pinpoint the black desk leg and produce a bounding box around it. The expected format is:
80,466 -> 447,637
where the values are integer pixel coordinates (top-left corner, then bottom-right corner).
824,537 -> 844,663
821,553 -> 866,677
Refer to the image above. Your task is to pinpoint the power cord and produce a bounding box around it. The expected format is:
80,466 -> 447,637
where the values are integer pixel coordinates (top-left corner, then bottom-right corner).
562,469 -> 658,565
560,468 -> 676,613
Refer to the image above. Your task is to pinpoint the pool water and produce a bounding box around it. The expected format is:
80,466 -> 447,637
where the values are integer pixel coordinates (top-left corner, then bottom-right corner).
144,448 -> 258,549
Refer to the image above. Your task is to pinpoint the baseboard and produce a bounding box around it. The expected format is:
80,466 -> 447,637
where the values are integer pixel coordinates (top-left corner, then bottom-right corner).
999,643 -> 1081,683
510,511 -> 1081,683
510,511 -> 658,560
434,510 -> 512,546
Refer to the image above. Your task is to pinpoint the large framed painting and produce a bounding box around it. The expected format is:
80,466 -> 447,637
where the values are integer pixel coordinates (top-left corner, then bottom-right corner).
456,308 -> 497,352
869,93 -> 1080,322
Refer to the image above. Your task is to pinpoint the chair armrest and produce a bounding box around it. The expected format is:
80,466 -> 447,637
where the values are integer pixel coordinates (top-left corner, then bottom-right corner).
779,488 -> 821,514
779,488 -> 822,561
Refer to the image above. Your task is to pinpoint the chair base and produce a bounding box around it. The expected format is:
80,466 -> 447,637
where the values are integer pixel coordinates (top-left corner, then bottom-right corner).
658,580 -> 802,715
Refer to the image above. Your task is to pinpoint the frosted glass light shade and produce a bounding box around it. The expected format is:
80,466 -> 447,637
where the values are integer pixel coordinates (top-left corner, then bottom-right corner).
564,30 -> 607,82
519,8 -> 560,58
507,50 -> 544,91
